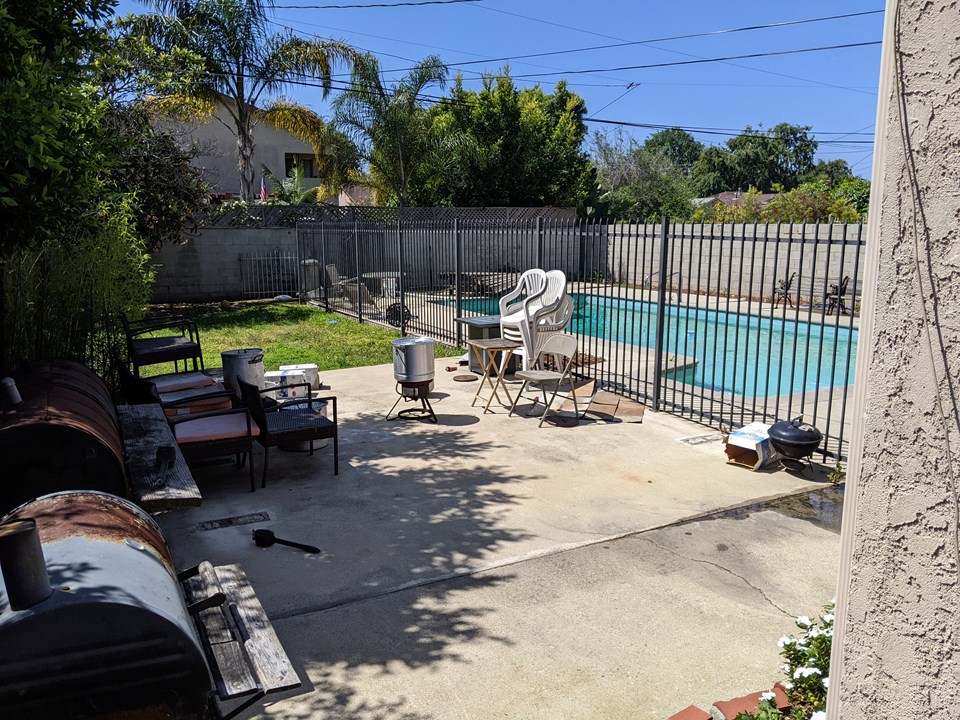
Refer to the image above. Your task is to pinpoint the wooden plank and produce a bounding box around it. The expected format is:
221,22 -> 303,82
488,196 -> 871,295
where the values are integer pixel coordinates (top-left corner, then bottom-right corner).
208,641 -> 259,700
117,403 -> 202,511
215,564 -> 300,694
182,570 -> 259,700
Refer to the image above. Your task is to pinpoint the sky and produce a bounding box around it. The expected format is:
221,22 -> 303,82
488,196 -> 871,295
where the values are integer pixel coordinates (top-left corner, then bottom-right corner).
114,0 -> 884,179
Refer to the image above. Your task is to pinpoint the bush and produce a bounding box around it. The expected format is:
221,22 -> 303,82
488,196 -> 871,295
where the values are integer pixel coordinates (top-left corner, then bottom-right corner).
1,196 -> 154,378
735,601 -> 834,720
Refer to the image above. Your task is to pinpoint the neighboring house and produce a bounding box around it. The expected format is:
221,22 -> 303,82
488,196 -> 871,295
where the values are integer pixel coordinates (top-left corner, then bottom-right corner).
336,185 -> 373,207
163,103 -> 323,197
693,190 -> 780,209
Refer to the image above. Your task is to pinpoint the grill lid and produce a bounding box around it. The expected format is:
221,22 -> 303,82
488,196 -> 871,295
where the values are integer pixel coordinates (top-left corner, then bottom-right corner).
768,417 -> 822,458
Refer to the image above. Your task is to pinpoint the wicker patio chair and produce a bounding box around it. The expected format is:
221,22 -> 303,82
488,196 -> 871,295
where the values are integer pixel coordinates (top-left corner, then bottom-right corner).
119,312 -> 204,376
237,379 -> 339,488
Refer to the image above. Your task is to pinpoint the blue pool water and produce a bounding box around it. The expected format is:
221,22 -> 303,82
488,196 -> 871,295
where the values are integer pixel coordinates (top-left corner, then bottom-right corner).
447,295 -> 857,398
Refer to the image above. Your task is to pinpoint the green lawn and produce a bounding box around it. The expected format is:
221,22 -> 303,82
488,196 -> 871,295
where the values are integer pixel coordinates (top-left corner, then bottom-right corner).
142,301 -> 463,375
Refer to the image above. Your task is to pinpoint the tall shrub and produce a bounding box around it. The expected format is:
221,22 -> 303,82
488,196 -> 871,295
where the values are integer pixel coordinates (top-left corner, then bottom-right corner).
1,197 -> 154,376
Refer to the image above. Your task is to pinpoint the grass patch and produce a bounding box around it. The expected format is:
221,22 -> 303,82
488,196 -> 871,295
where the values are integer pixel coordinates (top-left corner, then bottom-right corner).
142,301 -> 463,374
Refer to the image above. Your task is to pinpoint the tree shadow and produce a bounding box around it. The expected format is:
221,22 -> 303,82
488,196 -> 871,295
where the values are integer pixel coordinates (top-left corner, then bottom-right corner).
163,407 -> 538,720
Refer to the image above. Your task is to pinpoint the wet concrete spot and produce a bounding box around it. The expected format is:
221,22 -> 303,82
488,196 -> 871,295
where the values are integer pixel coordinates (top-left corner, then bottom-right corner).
683,484 -> 845,534
716,543 -> 729,551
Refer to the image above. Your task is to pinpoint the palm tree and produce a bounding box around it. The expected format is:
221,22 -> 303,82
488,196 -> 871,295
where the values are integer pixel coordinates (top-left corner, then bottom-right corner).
134,0 -> 360,201
333,54 -> 450,206
261,163 -> 320,204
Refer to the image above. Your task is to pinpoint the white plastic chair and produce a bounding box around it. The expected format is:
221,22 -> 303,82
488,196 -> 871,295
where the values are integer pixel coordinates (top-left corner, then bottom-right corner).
500,269 -> 570,370
508,333 -> 584,427
498,269 -> 547,318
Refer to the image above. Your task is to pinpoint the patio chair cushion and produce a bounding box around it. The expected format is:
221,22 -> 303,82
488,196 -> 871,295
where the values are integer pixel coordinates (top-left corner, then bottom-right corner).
174,414 -> 260,444
151,372 -> 215,393
162,393 -> 233,419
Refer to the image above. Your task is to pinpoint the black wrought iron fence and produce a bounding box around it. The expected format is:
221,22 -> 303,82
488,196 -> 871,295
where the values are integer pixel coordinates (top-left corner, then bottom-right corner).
298,217 -> 864,460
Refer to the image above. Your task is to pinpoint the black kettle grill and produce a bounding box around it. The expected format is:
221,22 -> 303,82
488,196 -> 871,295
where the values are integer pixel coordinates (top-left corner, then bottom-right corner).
768,417 -> 823,471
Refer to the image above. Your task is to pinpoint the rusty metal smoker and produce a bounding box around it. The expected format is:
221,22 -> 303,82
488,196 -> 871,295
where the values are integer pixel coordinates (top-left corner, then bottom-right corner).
0,491 -> 211,719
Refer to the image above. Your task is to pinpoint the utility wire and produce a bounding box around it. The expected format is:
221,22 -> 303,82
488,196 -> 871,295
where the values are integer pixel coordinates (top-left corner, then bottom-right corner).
445,10 -> 884,68
268,16 -> 630,86
194,69 -> 875,145
468,3 -> 880,95
508,41 -> 882,79
273,0 -> 481,8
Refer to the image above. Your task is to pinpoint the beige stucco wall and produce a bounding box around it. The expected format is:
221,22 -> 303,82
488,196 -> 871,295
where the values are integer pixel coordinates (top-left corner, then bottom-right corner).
168,104 -> 319,195
831,2 -> 960,717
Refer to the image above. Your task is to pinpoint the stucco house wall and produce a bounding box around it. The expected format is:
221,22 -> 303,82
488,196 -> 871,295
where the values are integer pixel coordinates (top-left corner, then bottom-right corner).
830,2 -> 960,717
167,104 -> 321,196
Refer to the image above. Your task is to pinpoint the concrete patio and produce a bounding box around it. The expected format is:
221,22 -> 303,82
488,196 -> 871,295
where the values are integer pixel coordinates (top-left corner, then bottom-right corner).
156,357 -> 842,719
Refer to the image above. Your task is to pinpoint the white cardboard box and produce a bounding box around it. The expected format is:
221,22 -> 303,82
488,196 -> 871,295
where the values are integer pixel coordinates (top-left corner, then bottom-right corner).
279,363 -> 320,390
724,422 -> 780,471
264,369 -> 308,399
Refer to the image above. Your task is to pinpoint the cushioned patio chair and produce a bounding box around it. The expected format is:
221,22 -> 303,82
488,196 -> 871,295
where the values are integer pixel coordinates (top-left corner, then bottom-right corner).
508,333 -> 584,427
170,407 -> 258,492
119,312 -> 204,376
237,379 -> 339,489
117,363 -> 234,419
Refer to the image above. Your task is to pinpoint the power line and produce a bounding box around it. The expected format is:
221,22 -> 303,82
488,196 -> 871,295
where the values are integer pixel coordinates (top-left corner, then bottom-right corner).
193,68 -> 875,145
268,16 -> 632,86
467,4 -> 880,96
445,10 -> 884,68
273,0 -> 481,8
509,41 -> 882,79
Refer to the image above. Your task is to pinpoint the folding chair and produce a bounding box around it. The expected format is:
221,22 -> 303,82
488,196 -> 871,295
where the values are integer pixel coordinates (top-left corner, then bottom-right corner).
508,333 -> 585,427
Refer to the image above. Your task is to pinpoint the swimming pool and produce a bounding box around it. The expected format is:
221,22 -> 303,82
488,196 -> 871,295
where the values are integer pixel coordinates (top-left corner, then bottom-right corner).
444,295 -> 857,398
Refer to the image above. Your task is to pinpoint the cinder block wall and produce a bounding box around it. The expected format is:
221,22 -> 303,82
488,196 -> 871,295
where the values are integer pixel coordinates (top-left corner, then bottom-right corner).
151,227 -> 297,302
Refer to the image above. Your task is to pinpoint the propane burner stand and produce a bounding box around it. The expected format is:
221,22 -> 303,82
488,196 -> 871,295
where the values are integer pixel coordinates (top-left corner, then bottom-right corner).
386,381 -> 437,423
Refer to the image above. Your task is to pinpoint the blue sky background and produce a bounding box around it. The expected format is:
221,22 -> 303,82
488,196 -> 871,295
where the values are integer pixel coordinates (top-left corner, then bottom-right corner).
114,1 -> 884,178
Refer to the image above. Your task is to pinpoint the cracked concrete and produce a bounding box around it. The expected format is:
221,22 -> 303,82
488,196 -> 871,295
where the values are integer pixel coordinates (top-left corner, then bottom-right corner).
154,359 -> 841,719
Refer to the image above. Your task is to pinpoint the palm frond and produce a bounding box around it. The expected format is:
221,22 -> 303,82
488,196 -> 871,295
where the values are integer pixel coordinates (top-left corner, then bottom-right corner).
144,93 -> 217,122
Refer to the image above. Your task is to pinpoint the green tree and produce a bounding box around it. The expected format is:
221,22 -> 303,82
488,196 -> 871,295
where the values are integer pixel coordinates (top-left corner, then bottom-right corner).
692,123 -> 819,195
333,54 -> 451,206
592,130 -> 694,220
132,0 -> 360,201
415,73 -> 595,209
763,181 -> 860,223
642,128 -> 704,175
799,158 -> 854,187
0,0 -> 156,373
834,176 -> 871,216
0,0 -> 116,254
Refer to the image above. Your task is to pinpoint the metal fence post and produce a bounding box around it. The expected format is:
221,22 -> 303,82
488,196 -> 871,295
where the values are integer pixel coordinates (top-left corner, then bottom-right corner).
397,219 -> 406,336
536,216 -> 544,268
354,218 -> 362,324
651,216 -> 670,412
454,218 -> 463,346
321,220 -> 329,312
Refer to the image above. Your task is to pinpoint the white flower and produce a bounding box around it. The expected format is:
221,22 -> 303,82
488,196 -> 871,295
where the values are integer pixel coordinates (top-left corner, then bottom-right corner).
823,677 -> 830,688
760,691 -> 776,702
781,681 -> 794,690
777,636 -> 794,648
811,712 -> 827,720
793,666 -> 823,679
796,615 -> 813,628
823,613 -> 834,623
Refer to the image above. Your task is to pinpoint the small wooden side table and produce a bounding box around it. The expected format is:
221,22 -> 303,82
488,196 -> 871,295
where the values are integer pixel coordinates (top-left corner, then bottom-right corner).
467,338 -> 522,414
